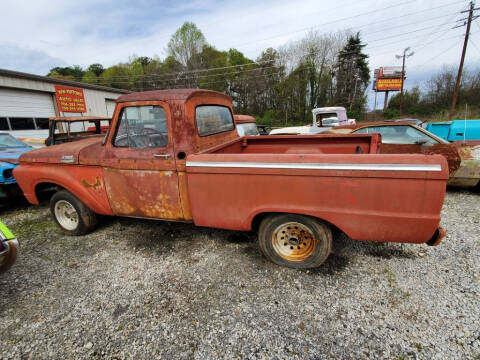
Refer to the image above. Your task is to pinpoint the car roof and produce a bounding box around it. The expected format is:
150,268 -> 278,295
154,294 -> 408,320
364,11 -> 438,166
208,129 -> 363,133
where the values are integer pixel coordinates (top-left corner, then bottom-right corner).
333,121 -> 416,130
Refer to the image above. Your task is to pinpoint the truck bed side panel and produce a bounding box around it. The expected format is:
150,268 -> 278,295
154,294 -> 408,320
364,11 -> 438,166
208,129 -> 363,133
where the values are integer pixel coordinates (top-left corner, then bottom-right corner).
186,154 -> 448,244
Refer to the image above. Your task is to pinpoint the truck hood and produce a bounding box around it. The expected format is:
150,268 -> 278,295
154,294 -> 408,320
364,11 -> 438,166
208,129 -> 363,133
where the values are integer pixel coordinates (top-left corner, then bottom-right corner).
19,137 -> 103,165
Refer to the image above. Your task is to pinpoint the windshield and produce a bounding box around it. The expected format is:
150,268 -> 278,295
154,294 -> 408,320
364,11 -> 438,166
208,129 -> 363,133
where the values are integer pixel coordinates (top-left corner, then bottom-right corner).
0,134 -> 29,148
353,125 -> 444,145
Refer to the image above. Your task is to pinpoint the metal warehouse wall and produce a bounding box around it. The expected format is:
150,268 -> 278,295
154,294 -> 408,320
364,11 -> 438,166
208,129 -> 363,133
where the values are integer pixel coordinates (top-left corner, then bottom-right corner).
0,71 -> 127,117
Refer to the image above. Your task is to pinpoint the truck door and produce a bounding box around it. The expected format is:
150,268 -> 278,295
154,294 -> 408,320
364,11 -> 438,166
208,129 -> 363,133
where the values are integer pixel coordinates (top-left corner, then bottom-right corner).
102,102 -> 184,220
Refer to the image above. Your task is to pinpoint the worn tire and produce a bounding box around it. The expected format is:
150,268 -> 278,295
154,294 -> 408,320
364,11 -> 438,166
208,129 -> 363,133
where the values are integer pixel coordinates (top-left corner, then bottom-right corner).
50,190 -> 98,236
258,214 -> 332,269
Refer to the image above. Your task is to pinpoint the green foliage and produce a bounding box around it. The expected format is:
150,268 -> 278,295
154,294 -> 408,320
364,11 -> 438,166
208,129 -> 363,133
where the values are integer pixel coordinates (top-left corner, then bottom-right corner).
82,70 -> 98,84
48,65 -> 84,81
87,63 -> 104,76
167,21 -> 207,69
383,108 -> 400,119
45,23 -> 372,125
334,33 -> 369,119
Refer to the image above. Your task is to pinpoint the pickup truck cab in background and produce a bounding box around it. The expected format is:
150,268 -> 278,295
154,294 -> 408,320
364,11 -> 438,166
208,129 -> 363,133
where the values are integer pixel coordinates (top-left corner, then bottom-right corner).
14,89 -> 448,269
234,114 -> 260,136
269,106 -> 355,135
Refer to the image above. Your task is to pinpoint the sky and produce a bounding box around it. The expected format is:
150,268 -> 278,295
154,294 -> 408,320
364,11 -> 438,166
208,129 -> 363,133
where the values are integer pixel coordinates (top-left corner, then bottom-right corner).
1,0 -> 479,109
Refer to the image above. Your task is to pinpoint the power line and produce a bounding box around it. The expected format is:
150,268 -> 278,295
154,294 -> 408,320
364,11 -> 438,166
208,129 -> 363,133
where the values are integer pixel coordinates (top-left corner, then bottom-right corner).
95,18 -> 465,83
230,0 -> 462,49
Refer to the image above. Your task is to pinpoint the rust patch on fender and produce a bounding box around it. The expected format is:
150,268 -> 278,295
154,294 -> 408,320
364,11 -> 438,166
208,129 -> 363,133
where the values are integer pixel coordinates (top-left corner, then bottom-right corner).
81,176 -> 102,190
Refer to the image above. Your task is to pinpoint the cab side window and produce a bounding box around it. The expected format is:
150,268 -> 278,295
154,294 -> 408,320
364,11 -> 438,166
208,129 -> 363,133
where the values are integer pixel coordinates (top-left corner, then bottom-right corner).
114,105 -> 168,148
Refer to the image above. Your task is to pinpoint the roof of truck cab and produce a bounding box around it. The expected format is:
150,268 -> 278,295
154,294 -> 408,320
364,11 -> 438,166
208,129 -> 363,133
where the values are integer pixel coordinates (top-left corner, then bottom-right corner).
234,114 -> 256,124
116,88 -> 231,103
48,116 -> 111,122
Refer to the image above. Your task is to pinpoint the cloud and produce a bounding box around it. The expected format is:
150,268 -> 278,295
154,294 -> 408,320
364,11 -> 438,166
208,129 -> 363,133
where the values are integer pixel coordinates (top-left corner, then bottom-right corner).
0,0 -> 477,81
0,43 -> 66,75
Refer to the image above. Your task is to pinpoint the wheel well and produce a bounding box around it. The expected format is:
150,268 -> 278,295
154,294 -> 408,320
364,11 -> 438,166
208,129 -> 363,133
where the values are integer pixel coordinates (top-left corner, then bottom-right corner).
35,182 -> 63,204
251,212 -> 342,235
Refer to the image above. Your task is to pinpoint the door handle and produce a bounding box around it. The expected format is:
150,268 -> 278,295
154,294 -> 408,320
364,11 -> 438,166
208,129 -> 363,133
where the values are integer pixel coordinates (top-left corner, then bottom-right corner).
153,154 -> 171,159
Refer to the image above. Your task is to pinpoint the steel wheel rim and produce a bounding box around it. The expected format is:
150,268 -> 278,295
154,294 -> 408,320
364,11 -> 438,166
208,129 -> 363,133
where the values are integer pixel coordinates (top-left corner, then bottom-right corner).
272,222 -> 317,262
54,200 -> 79,231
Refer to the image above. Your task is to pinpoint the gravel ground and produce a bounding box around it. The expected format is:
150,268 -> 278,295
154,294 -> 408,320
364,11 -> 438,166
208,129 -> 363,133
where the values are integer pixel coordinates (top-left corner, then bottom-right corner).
0,189 -> 479,360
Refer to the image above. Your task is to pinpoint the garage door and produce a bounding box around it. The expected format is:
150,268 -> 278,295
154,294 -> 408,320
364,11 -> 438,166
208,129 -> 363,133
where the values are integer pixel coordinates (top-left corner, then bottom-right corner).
0,88 -> 56,117
105,100 -> 116,117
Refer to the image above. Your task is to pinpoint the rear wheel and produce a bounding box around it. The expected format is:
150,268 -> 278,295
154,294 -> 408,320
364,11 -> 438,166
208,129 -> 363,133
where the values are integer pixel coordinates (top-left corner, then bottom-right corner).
50,190 -> 98,235
258,214 -> 332,269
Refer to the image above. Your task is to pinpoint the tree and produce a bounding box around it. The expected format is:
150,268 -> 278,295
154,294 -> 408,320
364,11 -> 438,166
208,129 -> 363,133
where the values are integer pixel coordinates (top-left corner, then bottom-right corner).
47,65 -> 85,81
87,63 -> 104,77
334,33 -> 370,117
167,22 -> 207,70
82,70 -> 98,84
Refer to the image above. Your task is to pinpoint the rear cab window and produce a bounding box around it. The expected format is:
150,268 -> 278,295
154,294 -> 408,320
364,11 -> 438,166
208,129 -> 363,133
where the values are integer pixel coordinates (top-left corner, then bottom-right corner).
196,105 -> 234,136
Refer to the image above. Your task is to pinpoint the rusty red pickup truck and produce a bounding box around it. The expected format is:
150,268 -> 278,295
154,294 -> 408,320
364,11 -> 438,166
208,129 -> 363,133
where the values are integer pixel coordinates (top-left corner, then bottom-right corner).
13,89 -> 448,268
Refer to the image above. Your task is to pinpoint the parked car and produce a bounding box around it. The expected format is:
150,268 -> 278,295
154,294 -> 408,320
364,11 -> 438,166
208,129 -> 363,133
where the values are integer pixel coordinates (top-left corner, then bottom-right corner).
0,133 -> 33,202
45,116 -> 111,146
328,122 -> 480,187
269,106 -> 354,135
0,221 -> 18,273
426,119 -> 480,142
14,89 -> 447,269
234,115 -> 260,136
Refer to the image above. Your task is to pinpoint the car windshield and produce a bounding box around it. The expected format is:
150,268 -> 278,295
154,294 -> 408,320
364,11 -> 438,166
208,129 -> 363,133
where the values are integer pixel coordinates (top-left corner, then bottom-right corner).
0,134 -> 28,148
353,125 -> 441,145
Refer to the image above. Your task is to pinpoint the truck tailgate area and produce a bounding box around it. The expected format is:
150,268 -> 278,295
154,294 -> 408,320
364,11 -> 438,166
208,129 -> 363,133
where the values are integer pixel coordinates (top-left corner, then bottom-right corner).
185,152 -> 449,244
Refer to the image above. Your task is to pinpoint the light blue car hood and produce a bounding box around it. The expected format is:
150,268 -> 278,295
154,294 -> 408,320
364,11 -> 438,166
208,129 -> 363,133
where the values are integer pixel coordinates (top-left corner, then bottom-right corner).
0,146 -> 33,165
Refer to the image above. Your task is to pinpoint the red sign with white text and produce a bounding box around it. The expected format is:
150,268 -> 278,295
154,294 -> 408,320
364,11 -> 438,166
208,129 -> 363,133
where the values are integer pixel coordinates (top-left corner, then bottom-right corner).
55,85 -> 87,113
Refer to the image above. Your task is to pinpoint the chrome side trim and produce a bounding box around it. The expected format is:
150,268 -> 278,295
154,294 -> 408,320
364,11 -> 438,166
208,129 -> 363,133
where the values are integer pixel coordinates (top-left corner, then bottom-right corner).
186,161 -> 442,172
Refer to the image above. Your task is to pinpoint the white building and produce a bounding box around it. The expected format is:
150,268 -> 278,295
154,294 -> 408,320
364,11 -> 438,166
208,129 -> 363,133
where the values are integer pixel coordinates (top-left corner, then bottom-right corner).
0,68 -> 130,141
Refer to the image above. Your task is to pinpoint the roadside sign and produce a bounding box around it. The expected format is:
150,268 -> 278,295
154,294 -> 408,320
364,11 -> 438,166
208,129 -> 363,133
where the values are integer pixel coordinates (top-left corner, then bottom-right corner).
376,78 -> 403,91
55,85 -> 87,113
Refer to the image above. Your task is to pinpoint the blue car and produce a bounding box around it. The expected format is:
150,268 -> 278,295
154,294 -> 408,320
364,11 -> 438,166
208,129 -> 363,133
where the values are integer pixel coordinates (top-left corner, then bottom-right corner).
0,133 -> 33,202
427,120 -> 480,142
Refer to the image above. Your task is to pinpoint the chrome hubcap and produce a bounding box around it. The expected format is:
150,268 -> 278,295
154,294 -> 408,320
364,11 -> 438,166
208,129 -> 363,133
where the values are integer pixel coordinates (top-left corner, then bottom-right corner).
54,200 -> 79,231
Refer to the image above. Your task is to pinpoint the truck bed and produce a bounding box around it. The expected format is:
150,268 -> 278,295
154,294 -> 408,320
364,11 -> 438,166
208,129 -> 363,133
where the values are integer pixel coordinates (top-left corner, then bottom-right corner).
186,135 -> 449,244
206,134 -> 380,155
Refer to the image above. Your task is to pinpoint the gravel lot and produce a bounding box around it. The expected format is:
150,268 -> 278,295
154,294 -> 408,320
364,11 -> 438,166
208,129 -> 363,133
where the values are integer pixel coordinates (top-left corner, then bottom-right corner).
0,189 -> 479,360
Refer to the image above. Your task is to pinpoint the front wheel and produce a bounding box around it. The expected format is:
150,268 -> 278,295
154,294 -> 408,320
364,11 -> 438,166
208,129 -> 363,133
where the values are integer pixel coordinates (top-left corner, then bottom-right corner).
258,214 -> 332,269
50,190 -> 98,236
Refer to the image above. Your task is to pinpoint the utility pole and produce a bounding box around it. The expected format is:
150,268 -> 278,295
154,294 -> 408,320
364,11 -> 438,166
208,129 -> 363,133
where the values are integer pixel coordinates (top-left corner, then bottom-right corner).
450,1 -> 479,119
395,47 -> 414,115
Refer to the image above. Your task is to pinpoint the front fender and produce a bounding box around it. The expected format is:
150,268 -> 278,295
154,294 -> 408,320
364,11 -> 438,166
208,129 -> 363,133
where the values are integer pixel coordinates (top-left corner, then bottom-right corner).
14,164 -> 113,215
